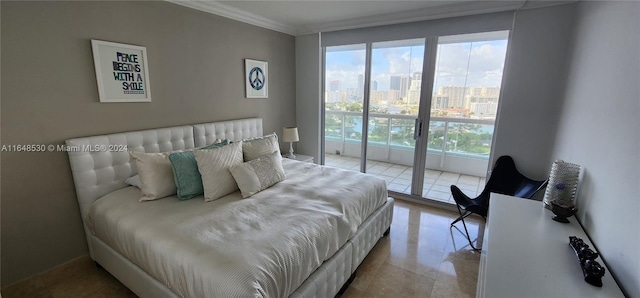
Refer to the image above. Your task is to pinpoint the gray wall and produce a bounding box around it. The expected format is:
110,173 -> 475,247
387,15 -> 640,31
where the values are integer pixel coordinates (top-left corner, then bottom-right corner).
551,2 -> 639,296
295,33 -> 321,162
492,4 -> 576,179
0,1 -> 295,287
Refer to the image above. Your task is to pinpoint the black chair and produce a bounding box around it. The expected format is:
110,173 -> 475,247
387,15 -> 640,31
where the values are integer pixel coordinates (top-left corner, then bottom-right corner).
450,155 -> 548,250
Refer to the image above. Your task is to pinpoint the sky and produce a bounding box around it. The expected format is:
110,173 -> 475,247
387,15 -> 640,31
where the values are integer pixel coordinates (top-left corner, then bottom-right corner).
325,39 -> 508,92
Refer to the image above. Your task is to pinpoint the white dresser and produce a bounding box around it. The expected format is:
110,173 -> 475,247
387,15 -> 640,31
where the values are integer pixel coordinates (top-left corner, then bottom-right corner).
477,193 -> 624,298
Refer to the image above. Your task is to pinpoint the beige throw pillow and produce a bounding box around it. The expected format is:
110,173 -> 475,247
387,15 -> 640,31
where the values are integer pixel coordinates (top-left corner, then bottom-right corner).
194,141 -> 244,202
242,133 -> 280,161
229,151 -> 286,198
129,151 -> 176,202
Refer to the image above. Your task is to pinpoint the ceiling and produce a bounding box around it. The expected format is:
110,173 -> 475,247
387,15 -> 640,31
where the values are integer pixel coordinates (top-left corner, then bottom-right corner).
166,0 -> 575,36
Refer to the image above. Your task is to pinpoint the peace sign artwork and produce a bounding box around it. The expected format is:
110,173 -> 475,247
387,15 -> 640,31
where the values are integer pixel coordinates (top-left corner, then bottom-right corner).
245,59 -> 268,98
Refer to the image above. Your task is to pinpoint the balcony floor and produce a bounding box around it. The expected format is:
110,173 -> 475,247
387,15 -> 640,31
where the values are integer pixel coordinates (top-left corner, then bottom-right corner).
325,154 -> 486,205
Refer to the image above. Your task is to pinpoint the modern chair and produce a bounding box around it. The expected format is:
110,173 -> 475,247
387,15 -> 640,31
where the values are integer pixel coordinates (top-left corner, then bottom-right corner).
450,155 -> 548,250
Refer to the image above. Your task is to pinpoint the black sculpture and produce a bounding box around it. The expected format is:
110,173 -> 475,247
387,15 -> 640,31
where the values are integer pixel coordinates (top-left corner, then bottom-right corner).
569,236 -> 605,287
551,200 -> 577,223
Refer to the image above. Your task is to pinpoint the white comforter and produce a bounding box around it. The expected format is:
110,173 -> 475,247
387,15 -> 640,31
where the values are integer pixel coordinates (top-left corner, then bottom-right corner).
88,159 -> 387,297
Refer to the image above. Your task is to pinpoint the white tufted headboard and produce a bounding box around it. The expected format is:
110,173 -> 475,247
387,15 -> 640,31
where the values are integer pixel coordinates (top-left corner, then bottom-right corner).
66,118 -> 263,255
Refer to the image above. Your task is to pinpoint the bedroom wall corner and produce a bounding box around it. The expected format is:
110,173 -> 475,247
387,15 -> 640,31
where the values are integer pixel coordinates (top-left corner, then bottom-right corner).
0,1 -> 295,287
295,33 -> 322,163
492,3 -> 577,179
549,1 -> 640,296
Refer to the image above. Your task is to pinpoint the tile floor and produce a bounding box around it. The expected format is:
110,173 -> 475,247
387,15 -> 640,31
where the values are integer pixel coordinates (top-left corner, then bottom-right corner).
325,154 -> 486,204
1,200 -> 485,298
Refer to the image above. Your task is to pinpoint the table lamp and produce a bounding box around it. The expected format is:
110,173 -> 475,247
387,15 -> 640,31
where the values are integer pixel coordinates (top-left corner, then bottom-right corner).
282,127 -> 299,158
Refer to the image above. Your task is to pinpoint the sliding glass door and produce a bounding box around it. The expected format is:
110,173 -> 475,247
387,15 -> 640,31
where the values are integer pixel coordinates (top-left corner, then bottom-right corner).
421,32 -> 509,203
323,31 -> 509,204
365,39 -> 426,194
324,44 -> 366,171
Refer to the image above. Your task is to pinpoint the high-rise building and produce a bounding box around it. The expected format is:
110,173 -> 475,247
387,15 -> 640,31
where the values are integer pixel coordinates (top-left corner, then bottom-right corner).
370,90 -> 385,102
470,102 -> 499,118
372,80 -> 378,91
325,91 -> 342,103
400,75 -> 411,98
408,80 -> 421,104
412,72 -> 422,81
437,86 -> 468,108
468,86 -> 501,97
483,86 -> 501,97
469,87 -> 482,96
386,90 -> 400,102
329,80 -> 340,92
432,95 -> 449,109
357,74 -> 364,98
390,76 -> 401,90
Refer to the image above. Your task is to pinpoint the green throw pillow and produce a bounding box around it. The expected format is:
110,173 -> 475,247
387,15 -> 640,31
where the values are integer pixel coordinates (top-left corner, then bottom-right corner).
169,140 -> 230,200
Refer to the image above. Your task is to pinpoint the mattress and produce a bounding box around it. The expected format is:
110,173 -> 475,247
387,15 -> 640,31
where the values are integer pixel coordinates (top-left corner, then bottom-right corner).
88,159 -> 387,297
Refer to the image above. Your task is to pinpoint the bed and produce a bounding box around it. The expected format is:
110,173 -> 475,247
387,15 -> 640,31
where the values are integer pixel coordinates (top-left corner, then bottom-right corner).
66,118 -> 394,297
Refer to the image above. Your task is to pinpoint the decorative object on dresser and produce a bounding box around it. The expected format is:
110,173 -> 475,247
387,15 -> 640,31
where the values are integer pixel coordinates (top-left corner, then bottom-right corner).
550,200 -> 577,223
282,126 -> 299,158
543,159 -> 582,209
569,236 -> 606,287
91,40 -> 151,102
244,59 -> 268,98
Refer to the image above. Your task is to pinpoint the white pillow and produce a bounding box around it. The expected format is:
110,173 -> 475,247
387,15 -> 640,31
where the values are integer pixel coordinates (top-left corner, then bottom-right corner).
129,151 -> 176,202
127,140 -> 223,201
194,141 -> 244,202
242,133 -> 280,161
229,151 -> 285,198
125,175 -> 141,188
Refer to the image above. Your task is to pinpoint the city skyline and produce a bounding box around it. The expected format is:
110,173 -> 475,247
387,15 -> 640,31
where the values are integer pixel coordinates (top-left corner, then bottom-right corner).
325,39 -> 508,93
325,84 -> 502,118
325,36 -> 508,119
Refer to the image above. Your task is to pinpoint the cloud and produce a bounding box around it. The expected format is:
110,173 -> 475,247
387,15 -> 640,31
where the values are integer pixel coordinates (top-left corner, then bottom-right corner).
351,52 -> 366,66
325,39 -> 508,92
434,40 -> 507,87
325,50 -> 366,90
386,48 -> 410,74
325,70 -> 360,91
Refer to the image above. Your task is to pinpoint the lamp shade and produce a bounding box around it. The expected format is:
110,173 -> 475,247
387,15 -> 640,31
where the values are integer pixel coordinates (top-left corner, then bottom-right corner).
282,127 -> 299,142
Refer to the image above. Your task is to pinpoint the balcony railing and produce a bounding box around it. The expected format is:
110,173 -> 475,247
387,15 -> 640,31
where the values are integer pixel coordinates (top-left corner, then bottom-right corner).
325,110 -> 495,176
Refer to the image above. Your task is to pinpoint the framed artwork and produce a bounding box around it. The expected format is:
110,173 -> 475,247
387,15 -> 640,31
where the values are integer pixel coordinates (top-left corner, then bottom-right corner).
245,59 -> 268,98
91,40 -> 151,102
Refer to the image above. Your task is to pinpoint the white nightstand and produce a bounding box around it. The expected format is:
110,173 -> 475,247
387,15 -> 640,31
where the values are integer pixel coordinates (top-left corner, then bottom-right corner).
283,154 -> 313,163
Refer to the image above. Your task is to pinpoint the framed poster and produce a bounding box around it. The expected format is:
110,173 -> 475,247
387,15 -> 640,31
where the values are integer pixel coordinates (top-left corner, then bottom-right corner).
245,59 -> 268,98
91,40 -> 151,102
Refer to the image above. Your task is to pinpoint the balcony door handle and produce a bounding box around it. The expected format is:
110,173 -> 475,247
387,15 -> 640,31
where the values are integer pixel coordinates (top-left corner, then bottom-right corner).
414,119 -> 422,140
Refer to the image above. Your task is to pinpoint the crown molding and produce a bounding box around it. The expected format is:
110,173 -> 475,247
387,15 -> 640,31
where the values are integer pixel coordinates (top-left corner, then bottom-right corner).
166,0 -> 577,37
165,0 -> 299,36
303,1 -> 527,34
520,0 -> 578,10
